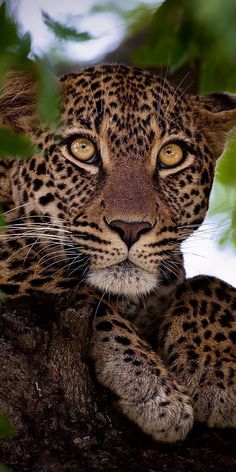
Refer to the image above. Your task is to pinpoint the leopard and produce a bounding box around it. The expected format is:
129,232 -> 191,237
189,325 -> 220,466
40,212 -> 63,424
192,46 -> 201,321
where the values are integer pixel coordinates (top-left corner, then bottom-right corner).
0,65 -> 235,443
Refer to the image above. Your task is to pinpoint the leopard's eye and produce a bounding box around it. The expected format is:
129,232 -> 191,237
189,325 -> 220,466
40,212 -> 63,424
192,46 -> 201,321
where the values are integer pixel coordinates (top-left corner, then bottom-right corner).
70,137 -> 97,163
158,143 -> 183,168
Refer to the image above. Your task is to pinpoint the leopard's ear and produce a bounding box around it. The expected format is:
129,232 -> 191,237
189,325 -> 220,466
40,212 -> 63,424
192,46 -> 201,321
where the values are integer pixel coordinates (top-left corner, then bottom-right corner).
192,92 -> 236,157
196,92 -> 236,113
0,71 -> 38,204
0,70 -> 38,133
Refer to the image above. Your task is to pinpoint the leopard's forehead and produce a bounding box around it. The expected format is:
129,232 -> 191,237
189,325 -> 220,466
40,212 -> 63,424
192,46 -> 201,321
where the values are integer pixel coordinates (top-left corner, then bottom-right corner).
60,64 -> 177,103
59,65 -> 192,150
61,66 -> 189,119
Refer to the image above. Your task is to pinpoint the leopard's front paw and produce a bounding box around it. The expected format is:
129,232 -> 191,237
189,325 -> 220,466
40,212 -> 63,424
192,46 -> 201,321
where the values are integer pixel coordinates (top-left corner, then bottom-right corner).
193,384 -> 236,429
119,383 -> 193,443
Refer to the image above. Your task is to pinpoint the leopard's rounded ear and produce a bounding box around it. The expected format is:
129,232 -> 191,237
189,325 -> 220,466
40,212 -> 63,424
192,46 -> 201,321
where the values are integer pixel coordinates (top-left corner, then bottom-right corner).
193,92 -> 236,131
0,72 -> 37,205
196,92 -> 236,113
0,70 -> 38,133
192,92 -> 236,157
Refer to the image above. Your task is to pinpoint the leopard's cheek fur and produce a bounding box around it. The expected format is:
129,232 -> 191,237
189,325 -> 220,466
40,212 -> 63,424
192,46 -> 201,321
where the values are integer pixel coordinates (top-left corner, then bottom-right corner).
17,149 -> 128,275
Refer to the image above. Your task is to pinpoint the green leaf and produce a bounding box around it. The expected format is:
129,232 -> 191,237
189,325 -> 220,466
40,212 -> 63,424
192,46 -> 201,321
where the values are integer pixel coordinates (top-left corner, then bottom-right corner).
36,59 -> 59,125
218,227 -> 231,246
0,127 -> 36,159
0,3 -> 19,53
0,2 -> 34,86
0,412 -> 15,439
0,465 -> 11,472
132,0 -> 186,67
0,214 -> 6,227
200,57 -> 236,93
209,179 -> 236,248
121,5 -> 154,34
216,138 -> 236,187
91,2 -> 121,15
42,11 -> 91,42
0,204 -> 6,228
14,32 -> 32,60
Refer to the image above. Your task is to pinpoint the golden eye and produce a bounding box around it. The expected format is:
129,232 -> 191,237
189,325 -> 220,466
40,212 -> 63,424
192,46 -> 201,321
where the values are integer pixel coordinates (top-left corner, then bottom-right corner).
70,137 -> 97,163
159,143 -> 183,167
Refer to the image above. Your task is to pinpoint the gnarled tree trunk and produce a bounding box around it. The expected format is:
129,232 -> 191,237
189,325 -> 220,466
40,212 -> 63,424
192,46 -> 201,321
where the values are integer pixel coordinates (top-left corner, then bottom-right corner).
0,294 -> 235,471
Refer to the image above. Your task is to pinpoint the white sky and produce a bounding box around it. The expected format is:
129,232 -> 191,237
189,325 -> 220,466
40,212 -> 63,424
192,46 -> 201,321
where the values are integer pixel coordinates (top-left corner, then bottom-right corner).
8,0 -> 236,287
182,215 -> 236,286
12,0 -> 160,63
15,0 -> 124,62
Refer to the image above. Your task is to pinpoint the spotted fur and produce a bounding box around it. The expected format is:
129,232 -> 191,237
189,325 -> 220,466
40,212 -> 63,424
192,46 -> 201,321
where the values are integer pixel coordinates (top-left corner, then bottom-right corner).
0,65 -> 235,442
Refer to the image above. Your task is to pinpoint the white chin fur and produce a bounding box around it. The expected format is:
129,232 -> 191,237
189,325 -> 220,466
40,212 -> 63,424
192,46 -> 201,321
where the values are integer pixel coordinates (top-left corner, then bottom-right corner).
87,263 -> 157,297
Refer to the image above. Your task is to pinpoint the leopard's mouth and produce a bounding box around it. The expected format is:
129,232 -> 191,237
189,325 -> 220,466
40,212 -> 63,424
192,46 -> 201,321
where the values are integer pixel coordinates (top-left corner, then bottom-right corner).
87,260 -> 158,298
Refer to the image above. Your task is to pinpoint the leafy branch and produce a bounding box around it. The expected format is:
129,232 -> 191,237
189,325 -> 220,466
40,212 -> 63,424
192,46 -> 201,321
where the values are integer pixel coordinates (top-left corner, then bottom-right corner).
42,11 -> 92,42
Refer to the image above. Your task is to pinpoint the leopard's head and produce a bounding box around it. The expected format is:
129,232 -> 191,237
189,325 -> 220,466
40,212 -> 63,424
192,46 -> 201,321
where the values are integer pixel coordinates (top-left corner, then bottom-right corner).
1,65 -> 236,297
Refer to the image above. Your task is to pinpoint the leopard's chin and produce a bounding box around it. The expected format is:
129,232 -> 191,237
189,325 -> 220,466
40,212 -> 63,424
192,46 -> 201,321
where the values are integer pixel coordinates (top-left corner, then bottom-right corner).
87,261 -> 157,298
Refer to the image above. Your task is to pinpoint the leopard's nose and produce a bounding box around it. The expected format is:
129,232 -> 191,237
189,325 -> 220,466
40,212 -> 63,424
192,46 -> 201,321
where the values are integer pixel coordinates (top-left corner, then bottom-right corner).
109,220 -> 152,248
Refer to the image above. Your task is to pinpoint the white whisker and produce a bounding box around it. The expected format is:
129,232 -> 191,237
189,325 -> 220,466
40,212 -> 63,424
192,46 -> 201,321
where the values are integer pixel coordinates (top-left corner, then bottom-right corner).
3,202 -> 32,215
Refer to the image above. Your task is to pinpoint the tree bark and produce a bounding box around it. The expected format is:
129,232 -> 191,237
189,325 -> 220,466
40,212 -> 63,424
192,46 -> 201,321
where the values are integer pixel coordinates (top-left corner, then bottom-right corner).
0,294 -> 235,472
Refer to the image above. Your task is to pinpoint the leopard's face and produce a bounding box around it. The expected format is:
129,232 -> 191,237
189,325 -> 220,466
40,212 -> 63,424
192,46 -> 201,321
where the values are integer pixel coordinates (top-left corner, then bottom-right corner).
3,65 -> 236,297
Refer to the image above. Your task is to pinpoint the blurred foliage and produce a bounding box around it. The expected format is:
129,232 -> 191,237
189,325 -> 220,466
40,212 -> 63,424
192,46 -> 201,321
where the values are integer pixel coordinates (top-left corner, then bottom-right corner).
217,136 -> 236,189
0,1 -> 59,128
91,1 -> 154,33
0,412 -> 14,471
209,180 -> 236,247
36,57 -> 59,125
132,0 -> 236,92
0,205 -> 6,227
0,127 -> 36,159
42,11 -> 91,43
0,413 -> 15,439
